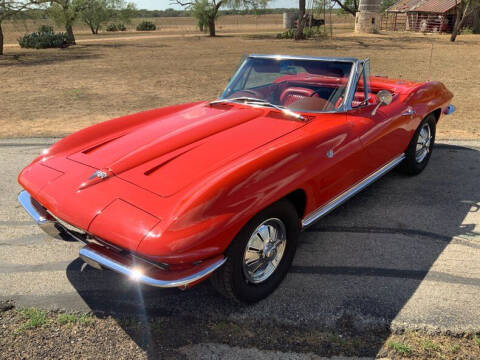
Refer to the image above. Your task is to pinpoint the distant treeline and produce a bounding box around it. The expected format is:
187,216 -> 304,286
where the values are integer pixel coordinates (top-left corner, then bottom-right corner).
14,7 -> 344,20
135,8 -> 298,18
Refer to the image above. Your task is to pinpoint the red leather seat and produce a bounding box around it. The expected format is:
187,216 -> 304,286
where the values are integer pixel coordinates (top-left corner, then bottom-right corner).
280,87 -> 317,107
352,92 -> 378,107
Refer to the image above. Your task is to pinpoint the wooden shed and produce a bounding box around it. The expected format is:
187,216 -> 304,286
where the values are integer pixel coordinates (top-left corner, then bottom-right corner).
382,0 -> 462,33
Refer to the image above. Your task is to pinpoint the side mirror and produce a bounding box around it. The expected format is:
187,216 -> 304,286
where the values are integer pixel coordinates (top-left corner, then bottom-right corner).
371,90 -> 393,116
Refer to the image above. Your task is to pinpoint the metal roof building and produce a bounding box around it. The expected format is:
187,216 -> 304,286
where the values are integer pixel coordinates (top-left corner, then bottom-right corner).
382,0 -> 462,33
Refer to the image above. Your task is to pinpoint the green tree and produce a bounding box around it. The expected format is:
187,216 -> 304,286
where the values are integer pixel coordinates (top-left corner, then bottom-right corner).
47,0 -> 81,44
450,0 -> 480,41
190,0 -> 213,32
294,0 -> 305,39
0,0 -> 46,55
325,0 -> 392,16
80,0 -> 112,34
79,0 -> 135,34
380,0 -> 396,11
473,6 -> 480,33
173,0 -> 268,37
333,0 -> 358,16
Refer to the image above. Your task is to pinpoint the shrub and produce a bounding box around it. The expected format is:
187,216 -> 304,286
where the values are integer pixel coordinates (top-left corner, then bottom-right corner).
18,31 -> 69,49
106,23 -> 118,31
276,27 -> 324,39
37,25 -> 54,34
136,21 -> 156,31
106,23 -> 127,32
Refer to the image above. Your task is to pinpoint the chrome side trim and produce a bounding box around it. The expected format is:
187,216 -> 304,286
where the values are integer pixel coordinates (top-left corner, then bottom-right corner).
301,154 -> 406,228
401,107 -> 416,117
249,54 -> 358,63
443,104 -> 456,115
343,59 -> 361,112
79,246 -> 227,288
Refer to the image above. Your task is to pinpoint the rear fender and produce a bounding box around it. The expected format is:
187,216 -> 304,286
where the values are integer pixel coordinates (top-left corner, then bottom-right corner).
404,81 -> 453,125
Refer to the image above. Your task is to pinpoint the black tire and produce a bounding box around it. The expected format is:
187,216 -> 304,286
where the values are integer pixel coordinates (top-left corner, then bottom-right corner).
399,114 -> 436,176
210,199 -> 299,304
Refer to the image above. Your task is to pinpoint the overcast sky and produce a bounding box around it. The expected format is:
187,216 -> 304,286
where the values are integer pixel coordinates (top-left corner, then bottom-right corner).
133,0 -> 296,10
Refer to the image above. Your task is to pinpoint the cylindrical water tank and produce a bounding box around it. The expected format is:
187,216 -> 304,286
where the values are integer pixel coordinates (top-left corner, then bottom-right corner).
358,0 -> 380,12
283,12 -> 296,29
355,0 -> 381,33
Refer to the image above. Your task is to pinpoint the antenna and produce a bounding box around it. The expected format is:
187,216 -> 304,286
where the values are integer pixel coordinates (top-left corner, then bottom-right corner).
427,41 -> 434,81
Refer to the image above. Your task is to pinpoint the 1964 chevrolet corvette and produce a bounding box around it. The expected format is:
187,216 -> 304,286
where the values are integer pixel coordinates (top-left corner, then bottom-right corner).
18,55 -> 455,303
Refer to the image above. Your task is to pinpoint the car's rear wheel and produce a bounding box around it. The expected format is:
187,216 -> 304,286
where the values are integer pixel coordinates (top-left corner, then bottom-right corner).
210,199 -> 299,304
399,114 -> 436,175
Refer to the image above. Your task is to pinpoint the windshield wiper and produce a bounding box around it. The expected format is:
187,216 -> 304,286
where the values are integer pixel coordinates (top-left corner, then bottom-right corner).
210,97 -> 306,121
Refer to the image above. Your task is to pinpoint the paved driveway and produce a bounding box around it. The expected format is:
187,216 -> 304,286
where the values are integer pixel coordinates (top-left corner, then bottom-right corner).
1,138 -> 479,336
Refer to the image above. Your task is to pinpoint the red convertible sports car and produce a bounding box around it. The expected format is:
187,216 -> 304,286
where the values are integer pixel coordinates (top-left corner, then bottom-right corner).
18,55 -> 455,303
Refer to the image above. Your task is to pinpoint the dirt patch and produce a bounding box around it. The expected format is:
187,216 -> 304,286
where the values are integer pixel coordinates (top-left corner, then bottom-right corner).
0,29 -> 479,139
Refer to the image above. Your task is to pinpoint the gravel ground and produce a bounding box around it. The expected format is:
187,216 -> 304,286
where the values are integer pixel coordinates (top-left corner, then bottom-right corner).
1,303 -> 480,359
1,139 -> 479,359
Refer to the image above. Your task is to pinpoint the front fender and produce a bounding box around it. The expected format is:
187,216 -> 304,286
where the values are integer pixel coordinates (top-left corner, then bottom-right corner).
405,81 -> 453,123
136,125 -> 329,264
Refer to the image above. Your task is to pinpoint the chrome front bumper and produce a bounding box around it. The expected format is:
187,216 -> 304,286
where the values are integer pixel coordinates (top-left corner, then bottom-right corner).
17,190 -> 85,242
79,245 -> 227,288
17,190 -> 226,288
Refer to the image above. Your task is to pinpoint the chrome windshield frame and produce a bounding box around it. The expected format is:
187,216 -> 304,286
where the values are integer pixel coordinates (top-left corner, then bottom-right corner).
219,54 -> 362,114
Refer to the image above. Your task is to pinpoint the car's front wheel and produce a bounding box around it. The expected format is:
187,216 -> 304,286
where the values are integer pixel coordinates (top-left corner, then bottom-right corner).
210,199 -> 299,303
399,113 -> 436,175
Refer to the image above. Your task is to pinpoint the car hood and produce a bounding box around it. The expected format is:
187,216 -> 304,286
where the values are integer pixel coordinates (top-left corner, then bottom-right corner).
68,103 -> 305,197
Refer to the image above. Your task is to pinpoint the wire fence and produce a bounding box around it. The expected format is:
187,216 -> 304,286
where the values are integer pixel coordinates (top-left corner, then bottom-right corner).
381,12 -> 456,33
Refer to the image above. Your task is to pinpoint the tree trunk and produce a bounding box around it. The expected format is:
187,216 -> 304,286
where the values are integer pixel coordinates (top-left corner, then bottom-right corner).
295,0 -> 306,40
208,17 -> 216,36
89,24 -> 96,34
450,22 -> 459,41
450,1 -> 465,41
66,23 -> 76,44
473,6 -> 480,33
0,21 -> 3,56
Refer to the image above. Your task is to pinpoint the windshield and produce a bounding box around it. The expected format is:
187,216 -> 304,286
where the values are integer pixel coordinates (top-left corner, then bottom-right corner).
220,56 -> 354,113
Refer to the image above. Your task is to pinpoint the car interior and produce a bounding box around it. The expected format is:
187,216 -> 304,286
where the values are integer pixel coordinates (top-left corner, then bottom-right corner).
225,58 -> 384,112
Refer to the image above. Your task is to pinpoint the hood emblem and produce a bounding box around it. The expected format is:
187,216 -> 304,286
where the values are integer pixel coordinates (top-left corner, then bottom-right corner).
79,169 -> 112,191
89,170 -> 108,180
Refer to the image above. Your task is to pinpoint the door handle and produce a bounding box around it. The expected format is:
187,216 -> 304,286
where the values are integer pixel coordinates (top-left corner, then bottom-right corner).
402,107 -> 415,116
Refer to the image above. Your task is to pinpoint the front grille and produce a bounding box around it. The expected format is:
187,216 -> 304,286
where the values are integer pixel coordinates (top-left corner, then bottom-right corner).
47,208 -> 168,270
50,213 -> 86,235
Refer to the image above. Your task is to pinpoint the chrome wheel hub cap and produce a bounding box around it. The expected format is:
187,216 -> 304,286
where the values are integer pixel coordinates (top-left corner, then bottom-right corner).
242,218 -> 287,284
415,123 -> 432,163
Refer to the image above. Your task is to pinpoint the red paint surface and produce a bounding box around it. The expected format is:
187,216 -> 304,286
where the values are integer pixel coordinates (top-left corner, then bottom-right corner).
18,77 -> 453,271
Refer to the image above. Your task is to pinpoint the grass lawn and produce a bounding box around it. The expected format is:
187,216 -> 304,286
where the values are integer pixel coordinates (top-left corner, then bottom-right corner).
0,26 -> 478,139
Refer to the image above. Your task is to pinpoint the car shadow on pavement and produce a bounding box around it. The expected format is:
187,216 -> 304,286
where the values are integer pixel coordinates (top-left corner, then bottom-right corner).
66,143 -> 480,358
